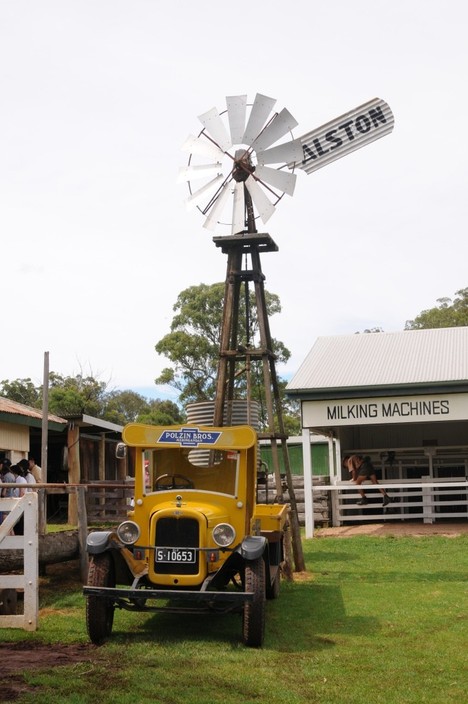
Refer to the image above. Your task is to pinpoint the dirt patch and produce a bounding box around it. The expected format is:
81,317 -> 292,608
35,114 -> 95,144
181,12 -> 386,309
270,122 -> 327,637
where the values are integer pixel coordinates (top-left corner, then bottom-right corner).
0,641 -> 101,701
315,521 -> 468,538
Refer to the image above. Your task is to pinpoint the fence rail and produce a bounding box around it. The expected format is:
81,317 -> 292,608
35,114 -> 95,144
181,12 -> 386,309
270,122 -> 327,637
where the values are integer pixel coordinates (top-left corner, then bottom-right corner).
323,479 -> 468,526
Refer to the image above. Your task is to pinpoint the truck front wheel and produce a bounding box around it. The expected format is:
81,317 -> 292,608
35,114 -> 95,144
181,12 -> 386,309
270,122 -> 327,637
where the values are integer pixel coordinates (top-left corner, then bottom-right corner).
86,553 -> 115,645
242,557 -> 266,647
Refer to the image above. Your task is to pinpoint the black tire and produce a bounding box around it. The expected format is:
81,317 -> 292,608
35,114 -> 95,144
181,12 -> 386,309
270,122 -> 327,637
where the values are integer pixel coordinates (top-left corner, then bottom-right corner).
242,557 -> 266,647
266,565 -> 280,600
86,553 -> 115,645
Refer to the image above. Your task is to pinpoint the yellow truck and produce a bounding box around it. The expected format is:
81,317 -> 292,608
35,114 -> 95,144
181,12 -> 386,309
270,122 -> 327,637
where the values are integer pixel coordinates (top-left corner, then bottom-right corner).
83,423 -> 289,647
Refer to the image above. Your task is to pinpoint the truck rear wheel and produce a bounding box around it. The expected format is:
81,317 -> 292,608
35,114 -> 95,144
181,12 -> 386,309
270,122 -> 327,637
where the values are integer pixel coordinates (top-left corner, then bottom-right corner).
86,553 -> 115,645
242,557 -> 266,647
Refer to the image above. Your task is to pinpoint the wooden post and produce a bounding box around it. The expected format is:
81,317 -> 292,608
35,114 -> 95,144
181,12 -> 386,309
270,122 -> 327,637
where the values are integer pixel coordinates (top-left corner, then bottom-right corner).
67,423 -> 80,526
99,434 -> 106,481
39,351 -> 49,535
76,486 -> 89,583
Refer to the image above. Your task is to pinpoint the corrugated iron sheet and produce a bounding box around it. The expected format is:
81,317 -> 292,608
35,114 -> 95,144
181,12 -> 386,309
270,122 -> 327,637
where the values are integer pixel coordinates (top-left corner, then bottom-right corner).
289,97 -> 394,175
0,396 -> 66,424
287,327 -> 468,392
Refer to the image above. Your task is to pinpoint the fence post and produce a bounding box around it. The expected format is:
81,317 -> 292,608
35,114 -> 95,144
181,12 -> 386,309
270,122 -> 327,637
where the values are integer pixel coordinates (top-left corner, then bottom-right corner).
76,486 -> 89,584
422,476 -> 434,524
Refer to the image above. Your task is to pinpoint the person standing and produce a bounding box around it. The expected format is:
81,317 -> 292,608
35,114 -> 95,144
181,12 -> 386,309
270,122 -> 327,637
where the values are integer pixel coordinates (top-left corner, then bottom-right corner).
19,459 -> 36,490
1,459 -> 15,496
11,465 -> 28,498
28,455 -> 42,483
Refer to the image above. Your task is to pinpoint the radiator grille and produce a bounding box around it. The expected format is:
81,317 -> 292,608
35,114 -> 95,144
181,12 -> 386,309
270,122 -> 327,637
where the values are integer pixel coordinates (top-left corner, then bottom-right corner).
154,517 -> 200,575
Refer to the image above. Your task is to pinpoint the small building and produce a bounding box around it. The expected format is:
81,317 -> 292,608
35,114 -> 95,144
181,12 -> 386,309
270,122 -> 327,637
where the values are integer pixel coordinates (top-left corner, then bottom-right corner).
0,397 -> 126,523
287,327 -> 468,536
0,396 -> 67,467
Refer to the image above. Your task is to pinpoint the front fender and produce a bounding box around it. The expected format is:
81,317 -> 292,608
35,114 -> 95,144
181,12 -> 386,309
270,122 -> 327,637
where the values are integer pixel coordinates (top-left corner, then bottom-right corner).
86,531 -> 147,581
239,535 -> 267,561
86,531 -> 114,554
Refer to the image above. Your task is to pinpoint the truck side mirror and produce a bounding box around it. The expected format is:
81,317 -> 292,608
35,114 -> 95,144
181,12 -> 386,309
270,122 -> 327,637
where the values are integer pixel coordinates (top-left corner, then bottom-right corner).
116,442 -> 127,459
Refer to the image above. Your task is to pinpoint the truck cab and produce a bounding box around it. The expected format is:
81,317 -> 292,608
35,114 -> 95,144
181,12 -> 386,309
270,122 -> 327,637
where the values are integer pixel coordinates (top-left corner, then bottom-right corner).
84,423 -> 289,647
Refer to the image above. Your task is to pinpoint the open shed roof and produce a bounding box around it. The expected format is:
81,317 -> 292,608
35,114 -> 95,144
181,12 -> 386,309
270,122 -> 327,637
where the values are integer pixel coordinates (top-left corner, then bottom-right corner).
287,327 -> 468,400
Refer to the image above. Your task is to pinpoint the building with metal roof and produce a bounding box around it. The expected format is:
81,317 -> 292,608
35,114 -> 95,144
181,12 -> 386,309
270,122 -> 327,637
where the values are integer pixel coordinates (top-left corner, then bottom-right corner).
0,396 -> 126,524
287,328 -> 468,536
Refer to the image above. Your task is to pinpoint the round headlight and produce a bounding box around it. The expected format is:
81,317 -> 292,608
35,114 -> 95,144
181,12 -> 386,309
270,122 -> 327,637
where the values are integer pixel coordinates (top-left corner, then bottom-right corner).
117,520 -> 141,545
212,523 -> 236,547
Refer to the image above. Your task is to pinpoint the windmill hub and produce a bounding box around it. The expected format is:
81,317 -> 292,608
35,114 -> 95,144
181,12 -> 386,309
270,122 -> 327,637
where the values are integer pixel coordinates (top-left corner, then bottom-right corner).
232,149 -> 255,183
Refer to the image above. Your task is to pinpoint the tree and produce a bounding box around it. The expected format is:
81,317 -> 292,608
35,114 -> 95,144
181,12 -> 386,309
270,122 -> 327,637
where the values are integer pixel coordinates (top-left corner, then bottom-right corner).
47,372 -> 108,417
155,282 -> 300,433
103,391 -> 184,426
1,374 -> 182,427
0,378 -> 41,407
103,390 -> 151,425
405,287 -> 468,329
137,399 -> 184,426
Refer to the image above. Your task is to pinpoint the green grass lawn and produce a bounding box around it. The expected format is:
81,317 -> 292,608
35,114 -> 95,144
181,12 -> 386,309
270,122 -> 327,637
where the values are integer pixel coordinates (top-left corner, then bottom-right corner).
2,534 -> 467,703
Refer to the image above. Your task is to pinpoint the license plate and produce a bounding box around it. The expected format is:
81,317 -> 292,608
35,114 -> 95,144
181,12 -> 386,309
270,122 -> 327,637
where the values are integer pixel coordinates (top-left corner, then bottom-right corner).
155,547 -> 196,564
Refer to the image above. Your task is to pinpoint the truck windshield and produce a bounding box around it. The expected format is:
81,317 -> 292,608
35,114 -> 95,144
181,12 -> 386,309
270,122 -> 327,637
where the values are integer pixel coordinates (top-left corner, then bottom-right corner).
148,448 -> 239,497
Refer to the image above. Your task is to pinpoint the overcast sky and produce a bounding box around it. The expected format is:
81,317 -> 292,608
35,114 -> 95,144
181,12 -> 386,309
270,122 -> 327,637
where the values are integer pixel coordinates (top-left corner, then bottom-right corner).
1,1 -> 467,402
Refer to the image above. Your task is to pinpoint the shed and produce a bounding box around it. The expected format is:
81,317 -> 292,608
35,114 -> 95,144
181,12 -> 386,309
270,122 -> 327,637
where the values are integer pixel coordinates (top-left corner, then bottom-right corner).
0,396 -> 67,465
0,397 -> 126,523
287,328 -> 468,535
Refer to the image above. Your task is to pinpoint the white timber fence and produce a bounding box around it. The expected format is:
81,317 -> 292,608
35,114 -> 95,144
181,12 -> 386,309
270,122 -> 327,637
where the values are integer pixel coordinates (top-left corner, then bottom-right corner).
307,478 -> 468,536
0,492 -> 39,630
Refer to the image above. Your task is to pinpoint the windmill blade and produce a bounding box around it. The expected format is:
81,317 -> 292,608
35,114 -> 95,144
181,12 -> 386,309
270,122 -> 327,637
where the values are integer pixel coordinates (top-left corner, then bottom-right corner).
232,182 -> 245,234
256,138 -> 303,165
203,182 -> 232,230
242,93 -> 276,146
185,174 -> 224,210
245,175 -> 275,224
181,134 -> 225,160
250,108 -> 298,153
254,165 -> 297,197
198,107 -> 232,151
177,162 -> 222,183
226,95 -> 247,144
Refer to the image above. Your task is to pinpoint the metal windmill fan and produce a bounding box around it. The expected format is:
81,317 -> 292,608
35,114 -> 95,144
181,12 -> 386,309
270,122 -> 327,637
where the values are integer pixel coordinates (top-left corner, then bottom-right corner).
179,93 -> 303,235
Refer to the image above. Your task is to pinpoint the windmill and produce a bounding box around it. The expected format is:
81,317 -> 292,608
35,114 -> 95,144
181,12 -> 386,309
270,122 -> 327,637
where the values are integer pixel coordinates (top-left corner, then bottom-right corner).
180,93 -> 394,571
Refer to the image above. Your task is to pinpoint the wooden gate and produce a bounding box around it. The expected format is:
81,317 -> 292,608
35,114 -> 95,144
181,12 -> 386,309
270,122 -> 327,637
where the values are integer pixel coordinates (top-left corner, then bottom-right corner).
0,493 -> 39,630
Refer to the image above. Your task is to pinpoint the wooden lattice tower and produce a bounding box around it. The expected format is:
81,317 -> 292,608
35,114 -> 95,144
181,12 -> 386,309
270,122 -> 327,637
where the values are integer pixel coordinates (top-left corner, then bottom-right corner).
212,231 -> 305,573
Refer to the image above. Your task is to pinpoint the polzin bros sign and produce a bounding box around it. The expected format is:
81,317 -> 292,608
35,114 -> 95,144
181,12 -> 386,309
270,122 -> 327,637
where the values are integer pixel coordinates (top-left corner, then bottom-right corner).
303,393 -> 468,427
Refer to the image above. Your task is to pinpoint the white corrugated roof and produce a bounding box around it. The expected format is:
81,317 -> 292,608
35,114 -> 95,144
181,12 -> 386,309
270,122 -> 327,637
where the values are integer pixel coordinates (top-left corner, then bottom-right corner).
287,327 -> 468,392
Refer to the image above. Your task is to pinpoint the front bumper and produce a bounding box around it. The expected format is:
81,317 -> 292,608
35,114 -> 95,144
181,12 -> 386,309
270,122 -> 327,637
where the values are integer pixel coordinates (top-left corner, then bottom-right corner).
83,585 -> 254,614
